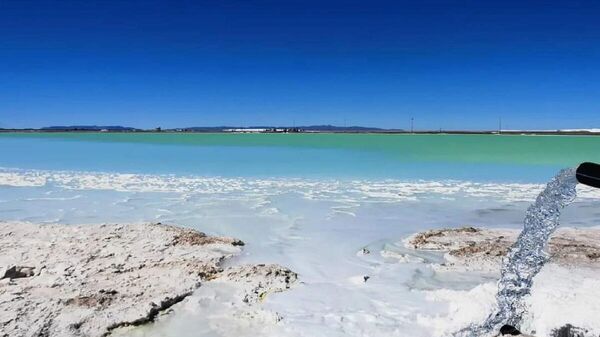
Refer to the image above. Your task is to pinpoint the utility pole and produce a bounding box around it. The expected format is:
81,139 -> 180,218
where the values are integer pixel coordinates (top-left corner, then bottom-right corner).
498,117 -> 502,134
410,117 -> 414,133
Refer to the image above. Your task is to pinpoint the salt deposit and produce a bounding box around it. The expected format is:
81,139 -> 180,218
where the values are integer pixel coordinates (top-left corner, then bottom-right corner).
0,222 -> 296,337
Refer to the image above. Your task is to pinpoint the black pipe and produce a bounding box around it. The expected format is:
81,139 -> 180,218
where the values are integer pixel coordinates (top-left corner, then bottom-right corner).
576,162 -> 600,188
500,325 -> 522,335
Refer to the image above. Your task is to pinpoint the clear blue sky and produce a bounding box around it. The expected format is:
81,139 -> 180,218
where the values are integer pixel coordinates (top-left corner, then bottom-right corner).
1,0 -> 599,130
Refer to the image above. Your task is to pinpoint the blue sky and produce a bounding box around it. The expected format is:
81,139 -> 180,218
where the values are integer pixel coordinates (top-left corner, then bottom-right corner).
1,0 -> 599,130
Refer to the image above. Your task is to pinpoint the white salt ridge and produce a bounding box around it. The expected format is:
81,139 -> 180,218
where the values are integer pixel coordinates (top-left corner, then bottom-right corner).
0,171 -> 47,187
2,168 -> 600,202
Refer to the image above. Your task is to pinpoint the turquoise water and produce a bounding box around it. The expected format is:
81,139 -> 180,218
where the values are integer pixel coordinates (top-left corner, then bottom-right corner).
2,133 -> 600,182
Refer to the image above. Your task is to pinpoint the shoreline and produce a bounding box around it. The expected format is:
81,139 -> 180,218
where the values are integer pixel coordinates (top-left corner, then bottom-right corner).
2,130 -> 600,136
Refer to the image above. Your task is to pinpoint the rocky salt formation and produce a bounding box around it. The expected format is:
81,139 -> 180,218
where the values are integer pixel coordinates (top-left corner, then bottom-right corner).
406,227 -> 600,271
219,264 -> 298,304
0,222 -> 296,337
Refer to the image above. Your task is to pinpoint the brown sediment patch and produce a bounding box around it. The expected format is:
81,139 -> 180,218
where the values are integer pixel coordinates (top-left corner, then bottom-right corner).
407,226 -> 600,269
409,227 -> 480,249
167,225 -> 244,247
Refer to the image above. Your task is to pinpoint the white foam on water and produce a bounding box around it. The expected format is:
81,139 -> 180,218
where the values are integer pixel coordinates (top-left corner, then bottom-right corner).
417,283 -> 498,337
0,171 -> 47,187
2,167 -> 600,202
417,265 -> 600,337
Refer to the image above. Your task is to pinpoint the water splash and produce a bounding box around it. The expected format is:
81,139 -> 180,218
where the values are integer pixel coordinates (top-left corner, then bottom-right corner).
455,168 -> 578,337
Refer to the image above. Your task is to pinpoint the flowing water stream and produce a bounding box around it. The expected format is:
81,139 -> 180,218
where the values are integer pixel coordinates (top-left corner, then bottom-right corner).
456,168 -> 579,336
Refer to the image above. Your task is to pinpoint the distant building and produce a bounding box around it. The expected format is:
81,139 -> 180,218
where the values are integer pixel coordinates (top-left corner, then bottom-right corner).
221,127 -> 303,133
224,128 -> 268,133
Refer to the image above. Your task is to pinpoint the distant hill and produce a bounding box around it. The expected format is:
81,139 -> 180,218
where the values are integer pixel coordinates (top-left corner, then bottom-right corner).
40,125 -> 139,131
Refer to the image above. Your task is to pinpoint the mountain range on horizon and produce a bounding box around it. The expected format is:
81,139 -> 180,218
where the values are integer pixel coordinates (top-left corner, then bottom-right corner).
2,125 -> 392,132
2,125 -> 600,134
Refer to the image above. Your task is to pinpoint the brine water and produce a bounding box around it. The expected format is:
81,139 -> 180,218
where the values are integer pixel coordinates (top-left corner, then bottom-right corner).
455,168 -> 579,336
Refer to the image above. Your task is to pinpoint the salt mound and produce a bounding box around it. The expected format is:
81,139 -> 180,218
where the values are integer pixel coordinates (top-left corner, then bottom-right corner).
0,221 -> 296,337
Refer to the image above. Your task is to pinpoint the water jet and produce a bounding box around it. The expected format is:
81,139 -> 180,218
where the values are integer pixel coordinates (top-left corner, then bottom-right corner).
455,162 -> 600,337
